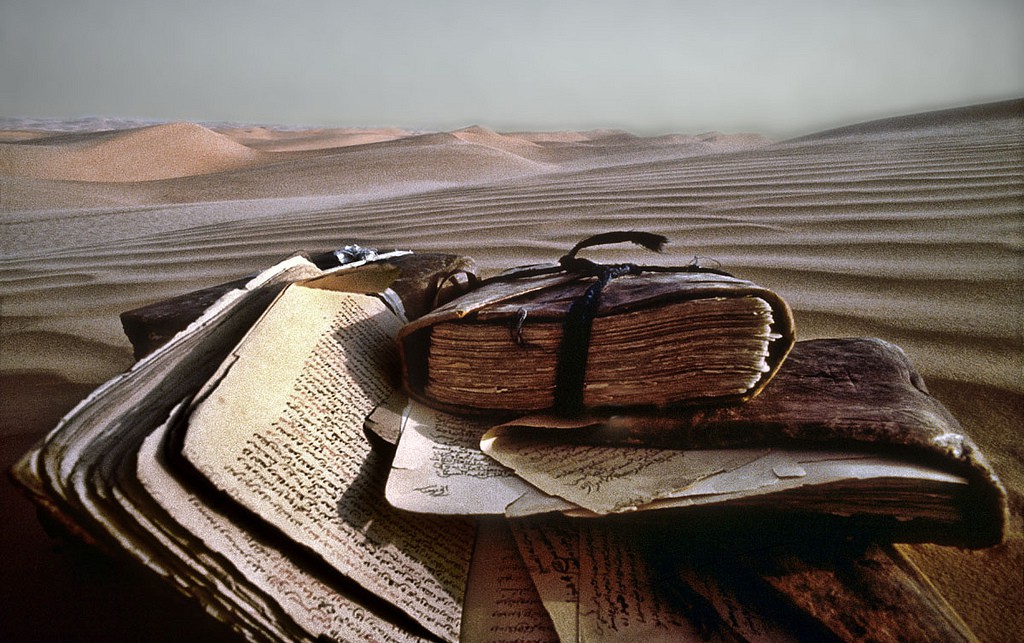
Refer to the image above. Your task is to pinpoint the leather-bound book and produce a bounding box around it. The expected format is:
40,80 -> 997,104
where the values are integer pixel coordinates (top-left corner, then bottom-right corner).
399,232 -> 795,415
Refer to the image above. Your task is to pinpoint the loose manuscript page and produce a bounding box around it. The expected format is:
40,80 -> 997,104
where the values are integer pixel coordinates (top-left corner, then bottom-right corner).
386,399 -> 571,515
481,425 -> 965,518
182,283 -> 474,642
481,426 -> 764,514
459,518 -> 559,643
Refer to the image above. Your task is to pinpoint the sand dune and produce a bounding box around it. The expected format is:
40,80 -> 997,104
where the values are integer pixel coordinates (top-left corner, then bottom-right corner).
450,125 -> 545,155
217,125 -> 418,152
0,122 -> 267,181
794,97 -> 1024,141
0,128 -> 548,211
1,99 -> 1022,641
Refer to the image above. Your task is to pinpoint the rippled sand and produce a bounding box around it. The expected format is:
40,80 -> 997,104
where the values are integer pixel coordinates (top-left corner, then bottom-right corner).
2,99 -> 1021,640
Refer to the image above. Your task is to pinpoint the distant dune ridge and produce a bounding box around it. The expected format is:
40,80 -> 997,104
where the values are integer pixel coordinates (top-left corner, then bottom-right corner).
0,121 -> 773,210
0,99 -> 1022,641
0,122 -> 266,181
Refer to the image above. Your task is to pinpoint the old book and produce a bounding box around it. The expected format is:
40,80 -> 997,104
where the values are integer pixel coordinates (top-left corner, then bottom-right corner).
400,269 -> 795,415
399,232 -> 795,415
382,338 -> 1007,549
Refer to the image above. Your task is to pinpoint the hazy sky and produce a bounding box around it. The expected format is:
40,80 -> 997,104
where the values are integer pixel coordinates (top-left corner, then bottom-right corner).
1,0 -> 1022,136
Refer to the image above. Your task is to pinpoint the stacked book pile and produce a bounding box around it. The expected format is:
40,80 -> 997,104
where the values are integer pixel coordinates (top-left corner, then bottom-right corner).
11,238 -> 1007,642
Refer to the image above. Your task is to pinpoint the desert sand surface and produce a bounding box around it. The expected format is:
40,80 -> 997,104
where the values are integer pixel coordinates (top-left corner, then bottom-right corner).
1,99 -> 1021,641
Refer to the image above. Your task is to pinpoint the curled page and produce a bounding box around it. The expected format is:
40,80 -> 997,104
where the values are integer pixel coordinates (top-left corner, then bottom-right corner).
481,425 -> 764,514
182,285 -> 474,642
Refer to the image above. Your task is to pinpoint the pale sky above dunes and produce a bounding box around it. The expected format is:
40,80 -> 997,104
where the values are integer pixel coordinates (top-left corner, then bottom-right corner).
1,0 -> 1022,137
